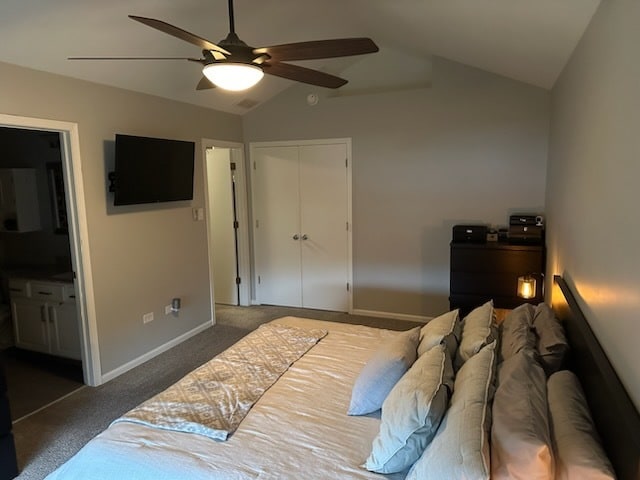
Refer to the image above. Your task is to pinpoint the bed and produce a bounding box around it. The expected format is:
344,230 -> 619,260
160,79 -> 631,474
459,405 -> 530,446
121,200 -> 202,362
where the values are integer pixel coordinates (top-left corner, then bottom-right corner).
45,276 -> 640,480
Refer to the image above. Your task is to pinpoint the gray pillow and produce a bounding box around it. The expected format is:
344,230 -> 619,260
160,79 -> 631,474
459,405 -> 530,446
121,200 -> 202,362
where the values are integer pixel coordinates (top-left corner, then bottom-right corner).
406,340 -> 497,480
491,349 -> 554,479
533,303 -> 568,375
500,303 -> 536,362
457,300 -> 497,367
417,309 -> 460,357
364,343 -> 454,474
547,370 -> 615,480
348,327 -> 420,415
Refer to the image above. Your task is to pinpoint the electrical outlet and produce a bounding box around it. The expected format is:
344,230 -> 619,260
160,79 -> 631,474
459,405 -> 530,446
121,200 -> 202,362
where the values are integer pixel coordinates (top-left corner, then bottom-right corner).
143,312 -> 154,324
165,305 -> 172,315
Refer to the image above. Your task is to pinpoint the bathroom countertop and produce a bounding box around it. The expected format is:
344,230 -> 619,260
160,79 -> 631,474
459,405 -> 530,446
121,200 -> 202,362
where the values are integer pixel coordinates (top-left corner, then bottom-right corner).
2,267 -> 74,284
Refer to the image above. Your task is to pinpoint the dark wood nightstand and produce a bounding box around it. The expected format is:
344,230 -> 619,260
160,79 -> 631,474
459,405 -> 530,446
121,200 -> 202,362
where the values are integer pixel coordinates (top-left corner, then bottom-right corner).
449,241 -> 545,316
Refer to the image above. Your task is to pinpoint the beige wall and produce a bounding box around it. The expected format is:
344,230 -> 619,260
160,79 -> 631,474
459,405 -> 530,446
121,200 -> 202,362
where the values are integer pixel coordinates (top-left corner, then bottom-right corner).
244,57 -> 549,317
546,0 -> 640,409
0,61 -> 242,375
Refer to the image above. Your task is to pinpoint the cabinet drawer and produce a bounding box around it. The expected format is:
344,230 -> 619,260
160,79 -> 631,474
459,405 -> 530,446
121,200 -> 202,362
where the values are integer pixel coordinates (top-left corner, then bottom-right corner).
63,284 -> 76,302
450,271 -> 521,296
451,271 -> 544,296
30,282 -> 65,302
450,246 -> 543,273
8,279 -> 30,298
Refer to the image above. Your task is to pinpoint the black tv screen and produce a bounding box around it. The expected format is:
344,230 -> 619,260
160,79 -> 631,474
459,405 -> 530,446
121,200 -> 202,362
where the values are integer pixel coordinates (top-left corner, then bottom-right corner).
112,134 -> 195,206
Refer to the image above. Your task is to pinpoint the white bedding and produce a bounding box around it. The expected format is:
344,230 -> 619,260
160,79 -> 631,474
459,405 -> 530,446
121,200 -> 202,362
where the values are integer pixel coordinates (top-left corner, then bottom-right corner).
47,317 -> 408,480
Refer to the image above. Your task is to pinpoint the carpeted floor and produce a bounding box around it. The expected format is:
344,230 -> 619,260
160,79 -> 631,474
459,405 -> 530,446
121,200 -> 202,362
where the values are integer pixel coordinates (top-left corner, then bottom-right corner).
11,305 -> 421,479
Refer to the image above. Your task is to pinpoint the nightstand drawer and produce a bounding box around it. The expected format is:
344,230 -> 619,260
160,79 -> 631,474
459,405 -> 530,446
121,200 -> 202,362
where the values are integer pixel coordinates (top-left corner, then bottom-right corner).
450,271 -> 522,296
450,247 -> 543,273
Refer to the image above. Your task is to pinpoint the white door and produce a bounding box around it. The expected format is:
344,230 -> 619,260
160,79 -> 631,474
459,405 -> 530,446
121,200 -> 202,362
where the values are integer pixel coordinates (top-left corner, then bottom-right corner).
206,148 -> 238,306
253,146 -> 302,307
299,144 -> 349,311
252,141 -> 350,311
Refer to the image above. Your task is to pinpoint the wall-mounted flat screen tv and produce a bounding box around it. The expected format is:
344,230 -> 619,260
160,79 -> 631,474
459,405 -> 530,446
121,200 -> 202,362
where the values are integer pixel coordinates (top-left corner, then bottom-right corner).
111,134 -> 195,206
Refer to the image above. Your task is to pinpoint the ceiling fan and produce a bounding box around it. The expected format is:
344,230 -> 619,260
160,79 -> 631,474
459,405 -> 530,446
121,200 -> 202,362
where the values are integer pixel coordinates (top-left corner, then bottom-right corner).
69,0 -> 379,92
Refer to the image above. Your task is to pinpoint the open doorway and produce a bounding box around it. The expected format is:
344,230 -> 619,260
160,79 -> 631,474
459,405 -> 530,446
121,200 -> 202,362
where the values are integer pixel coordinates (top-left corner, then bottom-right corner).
202,139 -> 250,315
0,126 -> 85,421
0,114 -> 99,384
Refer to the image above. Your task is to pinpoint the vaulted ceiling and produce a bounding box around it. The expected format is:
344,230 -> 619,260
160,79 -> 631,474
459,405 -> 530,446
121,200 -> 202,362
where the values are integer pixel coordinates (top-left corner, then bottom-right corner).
0,0 -> 600,115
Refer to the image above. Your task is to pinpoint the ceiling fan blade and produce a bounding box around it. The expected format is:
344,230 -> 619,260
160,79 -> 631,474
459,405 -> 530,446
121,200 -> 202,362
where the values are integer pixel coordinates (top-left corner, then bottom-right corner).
254,38 -> 378,62
68,57 -> 203,62
129,15 -> 230,55
263,62 -> 347,88
196,76 -> 215,90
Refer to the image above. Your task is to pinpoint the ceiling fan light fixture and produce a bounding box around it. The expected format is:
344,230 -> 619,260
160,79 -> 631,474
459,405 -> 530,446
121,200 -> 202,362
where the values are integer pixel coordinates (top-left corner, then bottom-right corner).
203,63 -> 264,91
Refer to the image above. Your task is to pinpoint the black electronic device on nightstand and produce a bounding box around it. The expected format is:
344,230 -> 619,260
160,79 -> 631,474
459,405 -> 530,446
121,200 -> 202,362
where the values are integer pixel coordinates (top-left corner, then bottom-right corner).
452,225 -> 488,244
508,214 -> 544,244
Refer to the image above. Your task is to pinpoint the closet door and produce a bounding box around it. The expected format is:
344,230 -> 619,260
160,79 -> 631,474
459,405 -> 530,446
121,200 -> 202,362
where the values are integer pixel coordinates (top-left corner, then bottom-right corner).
299,144 -> 349,311
252,146 -> 302,307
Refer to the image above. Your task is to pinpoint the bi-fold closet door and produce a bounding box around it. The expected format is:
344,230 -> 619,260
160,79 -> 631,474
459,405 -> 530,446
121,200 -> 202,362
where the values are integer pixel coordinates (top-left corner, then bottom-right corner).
252,141 -> 351,312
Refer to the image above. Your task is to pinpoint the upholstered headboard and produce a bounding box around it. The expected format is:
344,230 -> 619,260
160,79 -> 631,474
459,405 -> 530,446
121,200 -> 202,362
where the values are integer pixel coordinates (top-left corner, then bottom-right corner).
552,275 -> 640,480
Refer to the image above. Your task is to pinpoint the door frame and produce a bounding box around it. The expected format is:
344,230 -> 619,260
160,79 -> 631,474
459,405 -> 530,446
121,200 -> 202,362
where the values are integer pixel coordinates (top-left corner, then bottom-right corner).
202,138 -> 251,313
0,113 -> 100,386
249,138 -> 353,313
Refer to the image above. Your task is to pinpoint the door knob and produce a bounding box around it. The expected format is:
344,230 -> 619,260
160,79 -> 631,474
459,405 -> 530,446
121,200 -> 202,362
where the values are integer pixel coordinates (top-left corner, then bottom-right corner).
301,234 -> 309,240
292,234 -> 300,240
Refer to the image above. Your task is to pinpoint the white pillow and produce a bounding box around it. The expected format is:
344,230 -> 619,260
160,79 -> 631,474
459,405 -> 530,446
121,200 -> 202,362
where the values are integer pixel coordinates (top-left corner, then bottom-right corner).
417,309 -> 460,357
491,349 -> 554,479
547,370 -> 615,480
457,300 -> 497,366
348,327 -> 420,415
406,340 -> 497,480
364,343 -> 454,474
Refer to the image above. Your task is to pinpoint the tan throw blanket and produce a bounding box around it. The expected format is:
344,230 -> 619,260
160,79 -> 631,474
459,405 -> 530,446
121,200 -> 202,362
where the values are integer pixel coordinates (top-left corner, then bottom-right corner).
112,323 -> 327,441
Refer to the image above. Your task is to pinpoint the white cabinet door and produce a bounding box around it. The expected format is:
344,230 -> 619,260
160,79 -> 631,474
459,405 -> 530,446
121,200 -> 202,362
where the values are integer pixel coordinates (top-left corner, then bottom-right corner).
49,302 -> 81,360
299,144 -> 349,311
252,142 -> 350,311
253,146 -> 302,307
11,298 -> 48,353
10,279 -> 81,360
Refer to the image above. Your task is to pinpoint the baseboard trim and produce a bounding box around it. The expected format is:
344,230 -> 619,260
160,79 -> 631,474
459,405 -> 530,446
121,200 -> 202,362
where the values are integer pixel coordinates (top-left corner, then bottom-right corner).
352,309 -> 431,324
100,319 -> 213,384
